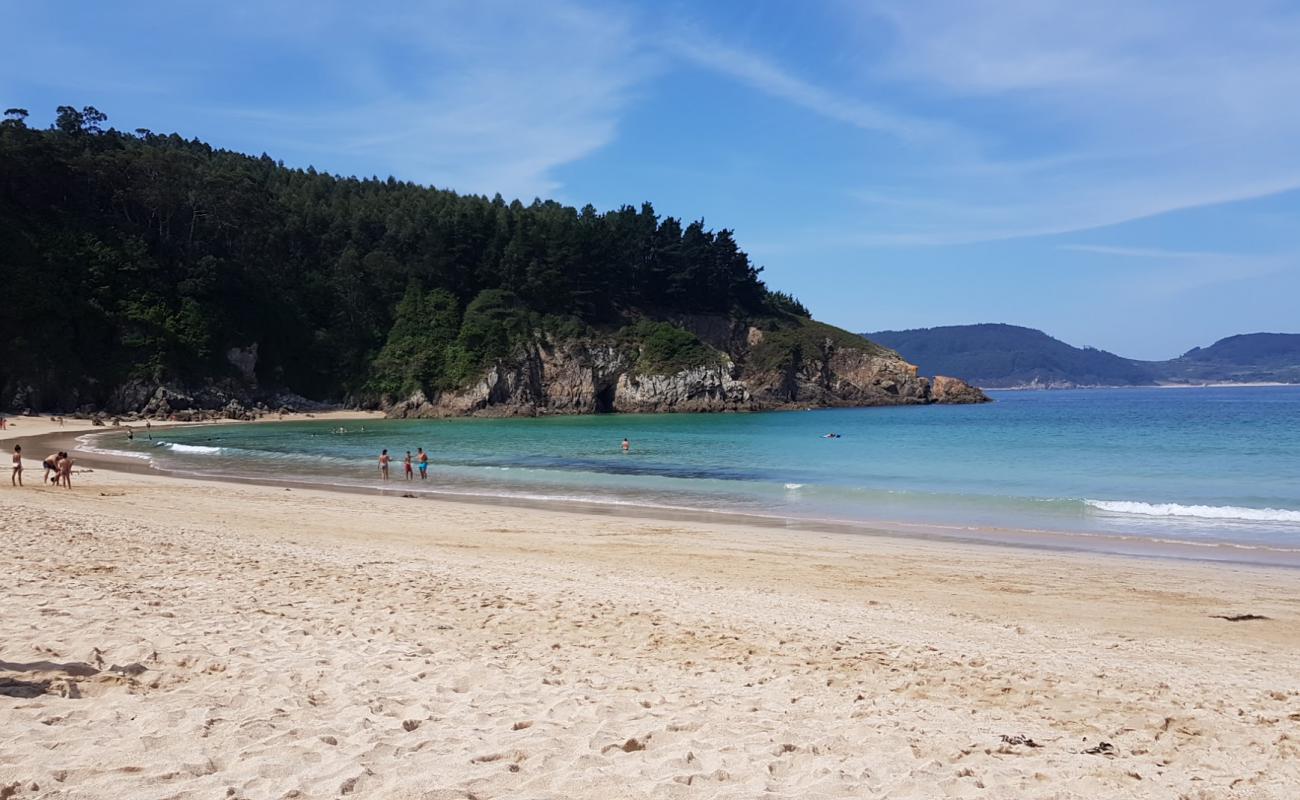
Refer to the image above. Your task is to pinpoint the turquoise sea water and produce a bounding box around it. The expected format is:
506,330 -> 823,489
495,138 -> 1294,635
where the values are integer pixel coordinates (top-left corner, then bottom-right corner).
84,386 -> 1300,552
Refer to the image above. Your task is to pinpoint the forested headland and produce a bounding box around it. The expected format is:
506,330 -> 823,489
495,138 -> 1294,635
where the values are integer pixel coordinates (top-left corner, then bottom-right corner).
1,106 -> 982,415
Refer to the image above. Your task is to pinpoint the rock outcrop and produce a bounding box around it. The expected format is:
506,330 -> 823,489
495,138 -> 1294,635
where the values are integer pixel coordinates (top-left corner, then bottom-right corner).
387,319 -> 989,418
80,320 -> 988,419
929,375 -> 992,404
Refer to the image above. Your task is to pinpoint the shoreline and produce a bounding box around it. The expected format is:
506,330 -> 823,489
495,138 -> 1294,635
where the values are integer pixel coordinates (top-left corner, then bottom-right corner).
32,424 -> 1300,571
5,413 -> 1299,798
3,439 -> 1298,798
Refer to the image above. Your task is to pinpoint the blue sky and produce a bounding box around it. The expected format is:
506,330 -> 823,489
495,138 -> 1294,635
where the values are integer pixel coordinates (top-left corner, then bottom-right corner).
5,0 -> 1299,359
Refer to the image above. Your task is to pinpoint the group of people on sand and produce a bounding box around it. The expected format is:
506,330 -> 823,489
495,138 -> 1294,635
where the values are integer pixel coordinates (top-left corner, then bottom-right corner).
378,447 -> 430,481
9,445 -> 74,488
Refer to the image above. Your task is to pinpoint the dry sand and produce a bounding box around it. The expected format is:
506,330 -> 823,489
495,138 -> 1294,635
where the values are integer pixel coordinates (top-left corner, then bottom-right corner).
1,433 -> 1298,798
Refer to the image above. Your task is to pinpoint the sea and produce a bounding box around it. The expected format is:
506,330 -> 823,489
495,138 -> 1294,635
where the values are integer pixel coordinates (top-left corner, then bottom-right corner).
81,386 -> 1300,561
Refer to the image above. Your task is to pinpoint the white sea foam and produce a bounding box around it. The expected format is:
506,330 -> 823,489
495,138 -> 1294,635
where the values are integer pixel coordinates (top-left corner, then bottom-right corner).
1086,499 -> 1300,524
75,434 -> 153,461
784,483 -> 804,490
165,443 -> 225,455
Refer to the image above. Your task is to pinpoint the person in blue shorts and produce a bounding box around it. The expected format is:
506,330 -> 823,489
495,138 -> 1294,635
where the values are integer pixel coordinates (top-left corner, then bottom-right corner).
417,447 -> 429,480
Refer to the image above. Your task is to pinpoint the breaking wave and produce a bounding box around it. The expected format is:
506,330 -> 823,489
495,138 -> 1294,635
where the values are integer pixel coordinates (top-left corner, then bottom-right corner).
1086,500 -> 1300,524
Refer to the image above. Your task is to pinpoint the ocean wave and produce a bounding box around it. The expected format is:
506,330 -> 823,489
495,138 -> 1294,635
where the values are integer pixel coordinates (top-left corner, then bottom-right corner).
1086,499 -> 1300,523
74,434 -> 153,461
164,443 -> 225,455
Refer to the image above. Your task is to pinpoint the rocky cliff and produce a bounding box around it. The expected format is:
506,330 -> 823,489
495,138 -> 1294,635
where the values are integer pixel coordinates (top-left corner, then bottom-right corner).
387,319 -> 987,418
30,318 -> 986,420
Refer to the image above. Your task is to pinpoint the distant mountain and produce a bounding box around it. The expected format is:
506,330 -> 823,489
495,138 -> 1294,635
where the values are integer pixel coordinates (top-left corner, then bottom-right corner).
1163,333 -> 1300,384
862,325 -> 1300,388
863,324 -> 1157,388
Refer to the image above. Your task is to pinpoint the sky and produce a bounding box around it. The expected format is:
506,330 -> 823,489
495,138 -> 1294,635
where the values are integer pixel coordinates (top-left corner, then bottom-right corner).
5,0 -> 1299,359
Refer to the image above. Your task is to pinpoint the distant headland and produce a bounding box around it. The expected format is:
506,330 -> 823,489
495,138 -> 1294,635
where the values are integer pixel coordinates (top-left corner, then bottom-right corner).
863,324 -> 1300,389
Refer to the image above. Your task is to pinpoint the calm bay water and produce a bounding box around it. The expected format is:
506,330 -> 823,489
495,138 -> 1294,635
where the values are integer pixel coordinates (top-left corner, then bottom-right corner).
85,386 -> 1300,551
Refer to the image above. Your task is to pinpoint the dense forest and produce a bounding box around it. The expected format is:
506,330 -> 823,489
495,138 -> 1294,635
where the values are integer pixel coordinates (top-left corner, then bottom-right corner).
0,106 -> 812,411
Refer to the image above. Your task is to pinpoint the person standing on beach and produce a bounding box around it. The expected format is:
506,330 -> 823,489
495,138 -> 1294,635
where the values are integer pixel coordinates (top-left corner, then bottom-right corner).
417,447 -> 428,480
10,445 -> 21,486
379,449 -> 391,481
403,451 -> 414,481
56,452 -> 73,489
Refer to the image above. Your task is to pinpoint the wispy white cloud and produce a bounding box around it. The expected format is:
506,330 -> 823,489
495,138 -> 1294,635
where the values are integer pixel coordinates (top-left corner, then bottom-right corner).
1057,244 -> 1224,260
670,0 -> 1300,244
662,30 -> 953,145
263,0 -> 654,199
1117,252 -> 1296,297
11,0 -> 654,201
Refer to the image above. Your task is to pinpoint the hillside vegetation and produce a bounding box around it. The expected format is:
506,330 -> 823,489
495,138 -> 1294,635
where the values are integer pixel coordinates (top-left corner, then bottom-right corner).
0,106 -> 819,411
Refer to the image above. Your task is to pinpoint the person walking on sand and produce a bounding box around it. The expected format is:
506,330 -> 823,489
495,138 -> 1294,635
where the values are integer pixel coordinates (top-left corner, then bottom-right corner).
378,449 -> 391,481
403,451 -> 414,481
417,447 -> 429,480
10,445 -> 22,486
622,437 -> 630,453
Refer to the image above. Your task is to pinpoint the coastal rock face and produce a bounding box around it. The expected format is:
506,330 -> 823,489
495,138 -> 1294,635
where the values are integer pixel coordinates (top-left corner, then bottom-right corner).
613,362 -> 752,413
929,375 -> 992,404
387,320 -> 986,417
386,341 -> 754,417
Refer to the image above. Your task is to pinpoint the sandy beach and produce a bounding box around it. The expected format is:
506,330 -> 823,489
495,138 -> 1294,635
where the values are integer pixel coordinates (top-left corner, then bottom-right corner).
2,424 -> 1298,799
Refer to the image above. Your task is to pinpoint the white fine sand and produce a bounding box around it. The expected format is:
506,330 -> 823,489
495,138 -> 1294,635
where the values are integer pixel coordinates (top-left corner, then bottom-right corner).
1,429 -> 1298,798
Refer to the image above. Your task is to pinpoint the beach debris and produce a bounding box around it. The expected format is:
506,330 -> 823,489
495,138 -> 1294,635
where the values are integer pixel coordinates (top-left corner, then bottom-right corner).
1211,614 -> 1270,622
1082,741 -> 1116,756
602,736 -> 648,754
402,719 -> 421,732
999,734 -> 1042,748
